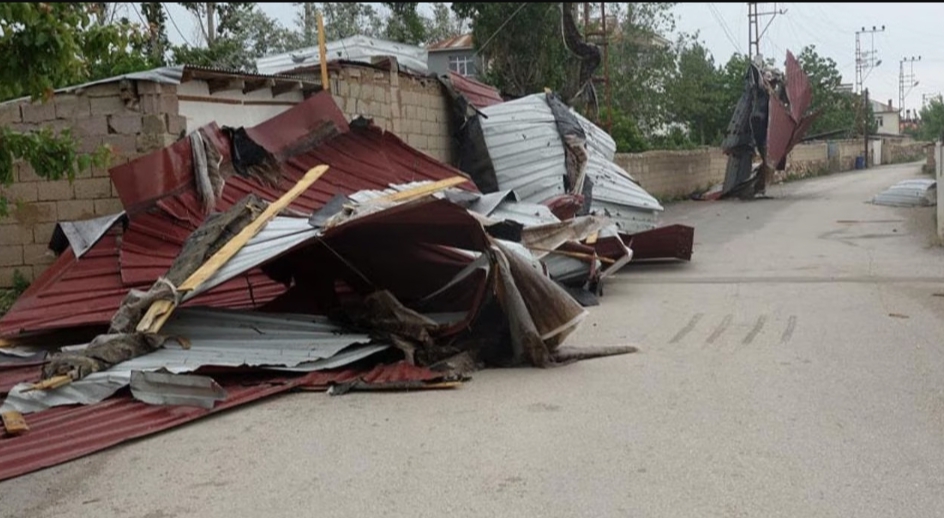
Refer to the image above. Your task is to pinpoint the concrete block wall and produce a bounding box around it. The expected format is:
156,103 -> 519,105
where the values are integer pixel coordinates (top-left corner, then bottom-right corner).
328,64 -> 452,163
0,80 -> 180,287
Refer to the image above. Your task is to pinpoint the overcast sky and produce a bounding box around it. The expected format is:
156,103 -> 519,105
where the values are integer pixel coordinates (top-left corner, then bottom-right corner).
154,2 -> 944,116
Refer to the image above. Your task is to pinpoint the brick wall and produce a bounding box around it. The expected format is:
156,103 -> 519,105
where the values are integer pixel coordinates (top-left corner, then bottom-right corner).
327,64 -> 452,164
0,79 -> 180,287
614,140 -> 877,200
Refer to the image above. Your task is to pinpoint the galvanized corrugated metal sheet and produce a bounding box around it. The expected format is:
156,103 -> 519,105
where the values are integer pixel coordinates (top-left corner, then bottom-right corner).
256,35 -> 428,76
570,107 -> 617,162
871,179 -> 937,207
2,308 -> 389,414
585,156 -> 663,234
478,94 -> 569,203
447,71 -> 503,109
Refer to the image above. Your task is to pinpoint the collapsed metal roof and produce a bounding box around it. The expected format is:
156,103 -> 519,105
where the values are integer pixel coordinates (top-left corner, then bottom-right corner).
256,35 -> 429,76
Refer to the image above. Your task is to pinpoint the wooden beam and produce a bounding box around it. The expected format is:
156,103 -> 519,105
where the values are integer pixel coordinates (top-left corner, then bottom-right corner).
243,79 -> 275,94
372,176 -> 469,204
135,165 -> 330,334
317,10 -> 329,93
271,81 -> 303,97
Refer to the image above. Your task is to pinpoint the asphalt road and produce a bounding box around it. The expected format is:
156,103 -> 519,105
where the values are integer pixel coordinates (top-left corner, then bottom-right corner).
3,162 -> 944,518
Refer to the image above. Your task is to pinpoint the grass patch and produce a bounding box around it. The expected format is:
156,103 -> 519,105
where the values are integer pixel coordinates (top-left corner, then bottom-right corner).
0,269 -> 30,317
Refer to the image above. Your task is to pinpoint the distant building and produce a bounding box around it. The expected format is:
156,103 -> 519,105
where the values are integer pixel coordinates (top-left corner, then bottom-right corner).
426,34 -> 483,79
871,99 -> 900,136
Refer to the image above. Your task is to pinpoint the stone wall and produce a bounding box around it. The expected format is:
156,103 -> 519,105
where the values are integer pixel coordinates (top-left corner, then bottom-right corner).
0,80 -> 180,287
327,64 -> 452,164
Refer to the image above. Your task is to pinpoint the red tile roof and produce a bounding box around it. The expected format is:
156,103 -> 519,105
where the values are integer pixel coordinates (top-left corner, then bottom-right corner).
0,92 -> 478,338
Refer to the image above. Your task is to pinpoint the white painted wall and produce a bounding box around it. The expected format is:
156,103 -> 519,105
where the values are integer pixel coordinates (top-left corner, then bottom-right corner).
177,80 -> 306,131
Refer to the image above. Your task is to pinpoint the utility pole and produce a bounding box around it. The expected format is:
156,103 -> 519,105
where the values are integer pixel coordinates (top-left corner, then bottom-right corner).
898,56 -> 921,120
206,2 -> 216,46
581,3 -> 611,131
864,88 -> 870,168
855,26 -> 884,94
747,2 -> 787,60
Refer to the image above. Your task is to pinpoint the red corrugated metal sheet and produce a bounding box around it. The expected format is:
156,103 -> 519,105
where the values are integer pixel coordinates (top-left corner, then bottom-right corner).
428,34 -> 473,51
766,97 -> 795,169
447,71 -> 504,109
0,363 -> 447,482
623,224 -> 695,262
0,92 -> 480,338
785,50 -> 812,123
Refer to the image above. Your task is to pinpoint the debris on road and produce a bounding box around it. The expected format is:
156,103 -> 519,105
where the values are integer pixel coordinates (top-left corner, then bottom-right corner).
870,179 -> 937,207
697,50 -> 820,201
0,88 -> 657,481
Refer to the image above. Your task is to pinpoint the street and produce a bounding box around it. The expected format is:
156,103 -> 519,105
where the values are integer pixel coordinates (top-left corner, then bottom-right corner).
3,161 -> 943,518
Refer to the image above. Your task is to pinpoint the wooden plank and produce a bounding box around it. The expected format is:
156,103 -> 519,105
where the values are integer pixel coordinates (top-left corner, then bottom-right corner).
317,11 -> 330,93
136,165 -> 330,334
372,176 -> 468,204
1,411 -> 29,436
585,231 -> 599,245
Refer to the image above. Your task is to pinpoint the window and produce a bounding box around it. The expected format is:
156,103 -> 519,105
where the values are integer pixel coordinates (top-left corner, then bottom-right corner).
875,117 -> 883,127
448,54 -> 476,77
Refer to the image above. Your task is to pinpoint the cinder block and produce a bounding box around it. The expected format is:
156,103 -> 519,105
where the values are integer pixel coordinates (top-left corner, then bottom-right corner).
23,243 -> 55,265
108,114 -> 142,135
422,121 -> 438,136
89,96 -> 128,115
77,136 -> 105,155
15,162 -> 41,183
57,199 -> 95,221
94,198 -> 124,215
0,245 -> 24,267
0,225 -> 34,246
135,81 -> 163,95
75,116 -> 109,137
0,103 -> 23,125
21,102 -> 57,123
82,82 -> 122,98
103,134 -> 138,157
32,222 -> 56,244
1,182 -> 39,203
8,201 -> 57,225
139,94 -> 161,114
141,114 -> 166,134
161,95 -> 179,115
73,178 -> 112,199
55,95 -> 92,119
165,114 -> 187,137
37,180 -> 74,202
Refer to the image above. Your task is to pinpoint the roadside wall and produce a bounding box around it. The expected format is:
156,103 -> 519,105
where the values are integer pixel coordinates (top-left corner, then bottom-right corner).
0,80 -> 180,287
614,139 -> 895,201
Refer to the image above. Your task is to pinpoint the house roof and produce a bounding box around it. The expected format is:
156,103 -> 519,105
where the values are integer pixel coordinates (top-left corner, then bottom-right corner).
445,71 -> 503,108
428,33 -> 474,52
255,35 -> 429,76
871,100 -> 898,114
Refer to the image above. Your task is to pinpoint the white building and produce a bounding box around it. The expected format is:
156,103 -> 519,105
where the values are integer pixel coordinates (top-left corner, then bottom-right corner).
872,99 -> 900,136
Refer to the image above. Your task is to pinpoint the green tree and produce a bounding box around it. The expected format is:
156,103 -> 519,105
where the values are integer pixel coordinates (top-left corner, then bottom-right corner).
794,44 -> 872,136
140,2 -> 170,64
291,3 -> 384,45
917,99 -> 944,141
171,5 -> 294,71
424,2 -> 465,45
452,3 -> 573,96
382,2 -> 427,45
665,42 -> 726,145
0,3 -> 141,212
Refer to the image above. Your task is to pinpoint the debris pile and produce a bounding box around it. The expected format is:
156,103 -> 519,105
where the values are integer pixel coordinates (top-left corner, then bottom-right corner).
698,50 -> 820,200
0,88 -> 657,481
870,178 -> 937,207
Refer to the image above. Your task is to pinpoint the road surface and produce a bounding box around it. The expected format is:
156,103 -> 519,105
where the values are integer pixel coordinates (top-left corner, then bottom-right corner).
3,161 -> 943,518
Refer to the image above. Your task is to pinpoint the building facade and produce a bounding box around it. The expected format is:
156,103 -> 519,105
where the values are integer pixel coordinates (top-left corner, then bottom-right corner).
426,34 -> 483,79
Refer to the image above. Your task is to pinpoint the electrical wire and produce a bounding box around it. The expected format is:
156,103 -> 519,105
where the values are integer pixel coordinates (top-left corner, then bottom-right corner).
161,3 -> 192,47
472,3 -> 533,58
706,3 -> 742,55
128,2 -> 148,27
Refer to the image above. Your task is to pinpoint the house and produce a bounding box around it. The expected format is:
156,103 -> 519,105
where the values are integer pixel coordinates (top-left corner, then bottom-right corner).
426,34 -> 483,79
872,99 -> 900,136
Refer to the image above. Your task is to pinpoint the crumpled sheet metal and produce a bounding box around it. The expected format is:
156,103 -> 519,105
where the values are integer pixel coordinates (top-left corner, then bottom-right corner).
1,308 -> 389,414
871,179 -> 937,207
48,211 -> 127,258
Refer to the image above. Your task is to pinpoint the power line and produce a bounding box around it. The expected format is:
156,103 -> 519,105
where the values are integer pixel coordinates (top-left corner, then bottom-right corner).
128,2 -> 148,27
161,3 -> 192,47
473,3 -> 532,58
706,3 -> 741,55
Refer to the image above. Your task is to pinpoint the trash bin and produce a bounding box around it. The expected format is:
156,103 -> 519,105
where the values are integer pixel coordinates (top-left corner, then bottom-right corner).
855,156 -> 865,169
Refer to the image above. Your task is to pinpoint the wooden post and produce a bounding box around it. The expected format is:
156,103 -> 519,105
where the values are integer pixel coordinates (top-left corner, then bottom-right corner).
317,11 -> 329,93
